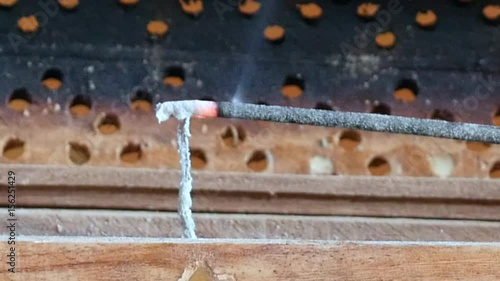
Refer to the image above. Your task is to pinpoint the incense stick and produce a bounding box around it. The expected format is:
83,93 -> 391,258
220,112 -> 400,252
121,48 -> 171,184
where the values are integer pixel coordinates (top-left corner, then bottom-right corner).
158,100 -> 500,144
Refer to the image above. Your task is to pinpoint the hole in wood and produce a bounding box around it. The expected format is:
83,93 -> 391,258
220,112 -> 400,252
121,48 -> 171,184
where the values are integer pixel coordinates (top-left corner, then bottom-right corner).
190,148 -> 207,169
58,0 -> 79,10
371,103 -> 391,115
97,113 -> 121,135
416,10 -> 438,29
8,88 -> 32,111
315,102 -> 332,110
130,90 -> 152,112
120,143 -> 142,163
41,68 -> 63,90
490,162 -> 500,179
429,155 -> 455,178
0,0 -> 17,8
430,109 -> 455,122
296,3 -> 323,21
493,107 -> 500,126
368,156 -> 391,176
69,95 -> 92,117
239,0 -> 260,17
281,74 -> 304,99
393,79 -> 419,103
17,15 -> 39,33
338,130 -> 361,151
179,0 -> 203,17
483,5 -> 500,22
2,138 -> 25,160
163,66 -> 185,88
375,31 -> 396,49
357,2 -> 379,19
221,125 -> 246,147
68,142 -> 90,165
147,20 -> 169,37
264,25 -> 285,43
119,0 -> 139,6
247,150 -> 268,172
309,155 -> 334,175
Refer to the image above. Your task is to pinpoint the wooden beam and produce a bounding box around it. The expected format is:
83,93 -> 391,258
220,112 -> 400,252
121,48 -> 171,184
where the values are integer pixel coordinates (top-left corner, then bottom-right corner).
2,236 -> 500,280
6,164 -> 500,200
5,209 -> 500,242
3,164 -> 500,220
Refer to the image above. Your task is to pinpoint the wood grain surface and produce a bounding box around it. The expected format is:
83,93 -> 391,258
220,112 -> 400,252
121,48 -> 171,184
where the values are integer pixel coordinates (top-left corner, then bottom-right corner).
2,164 -> 500,220
1,236 -> 500,280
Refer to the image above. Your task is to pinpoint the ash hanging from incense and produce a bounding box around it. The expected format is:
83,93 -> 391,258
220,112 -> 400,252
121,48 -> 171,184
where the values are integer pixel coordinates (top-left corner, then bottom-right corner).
155,100 -> 215,239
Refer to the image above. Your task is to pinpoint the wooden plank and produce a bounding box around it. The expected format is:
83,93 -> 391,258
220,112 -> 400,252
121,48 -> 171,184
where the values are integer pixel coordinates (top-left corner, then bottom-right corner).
4,208 -> 500,242
1,87 -> 499,178
3,164 -> 500,220
5,164 -> 500,200
1,236 -> 500,280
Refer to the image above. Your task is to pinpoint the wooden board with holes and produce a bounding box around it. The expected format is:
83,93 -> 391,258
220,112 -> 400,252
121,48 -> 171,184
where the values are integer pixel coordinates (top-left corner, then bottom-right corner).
1,0 -> 499,120
1,117 -> 500,178
1,0 -> 500,179
2,236 -> 500,280
3,164 -> 500,220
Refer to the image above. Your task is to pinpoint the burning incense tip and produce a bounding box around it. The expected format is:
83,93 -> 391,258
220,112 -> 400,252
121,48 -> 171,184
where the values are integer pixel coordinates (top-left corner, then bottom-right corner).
155,100 -> 217,123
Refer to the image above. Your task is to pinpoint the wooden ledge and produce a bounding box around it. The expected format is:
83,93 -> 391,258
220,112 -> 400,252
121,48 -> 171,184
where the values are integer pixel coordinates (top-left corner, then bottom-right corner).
4,209 -> 500,241
5,164 -> 500,200
1,236 -> 500,280
3,164 -> 500,219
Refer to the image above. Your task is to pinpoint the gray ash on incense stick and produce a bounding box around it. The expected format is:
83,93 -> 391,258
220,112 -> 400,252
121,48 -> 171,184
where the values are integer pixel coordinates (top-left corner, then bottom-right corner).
156,101 -> 200,239
217,102 -> 500,144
